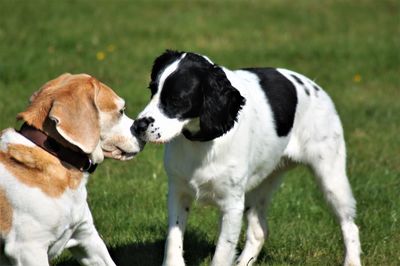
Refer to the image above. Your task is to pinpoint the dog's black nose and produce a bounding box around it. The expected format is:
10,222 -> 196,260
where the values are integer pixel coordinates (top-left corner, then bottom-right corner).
132,117 -> 154,135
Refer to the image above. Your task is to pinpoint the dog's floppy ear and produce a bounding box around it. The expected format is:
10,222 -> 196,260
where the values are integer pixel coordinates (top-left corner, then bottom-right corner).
17,73 -> 73,127
48,78 -> 101,154
29,73 -> 72,103
18,74 -> 101,154
197,66 -> 245,141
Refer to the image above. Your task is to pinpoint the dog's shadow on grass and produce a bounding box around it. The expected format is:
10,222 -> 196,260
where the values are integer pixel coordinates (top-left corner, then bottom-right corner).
56,230 -> 214,266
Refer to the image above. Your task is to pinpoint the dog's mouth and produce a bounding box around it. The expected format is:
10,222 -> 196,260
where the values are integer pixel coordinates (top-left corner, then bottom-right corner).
102,148 -> 138,161
149,139 -> 168,145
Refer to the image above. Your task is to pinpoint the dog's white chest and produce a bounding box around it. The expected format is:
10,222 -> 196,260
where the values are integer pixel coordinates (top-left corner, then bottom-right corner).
165,137 -> 238,202
164,129 -> 289,204
47,190 -> 88,257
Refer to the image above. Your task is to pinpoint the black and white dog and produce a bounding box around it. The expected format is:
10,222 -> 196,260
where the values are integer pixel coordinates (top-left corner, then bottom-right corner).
133,50 -> 361,266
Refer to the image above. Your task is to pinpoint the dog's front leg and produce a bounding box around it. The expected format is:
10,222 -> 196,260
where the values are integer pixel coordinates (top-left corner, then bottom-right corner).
212,194 -> 245,266
67,204 -> 115,266
162,181 -> 193,266
3,243 -> 49,266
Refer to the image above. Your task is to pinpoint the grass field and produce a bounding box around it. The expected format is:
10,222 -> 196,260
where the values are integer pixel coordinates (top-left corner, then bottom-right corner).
0,0 -> 399,265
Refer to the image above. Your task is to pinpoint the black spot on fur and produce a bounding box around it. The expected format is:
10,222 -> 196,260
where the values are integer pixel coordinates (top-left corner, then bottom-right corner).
313,85 -> 320,91
291,74 -> 304,85
290,74 -> 311,96
244,68 -> 298,137
226,239 -> 235,245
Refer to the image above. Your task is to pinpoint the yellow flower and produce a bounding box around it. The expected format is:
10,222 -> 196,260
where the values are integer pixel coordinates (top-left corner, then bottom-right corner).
96,51 -> 106,61
353,74 -> 362,83
107,44 -> 116,52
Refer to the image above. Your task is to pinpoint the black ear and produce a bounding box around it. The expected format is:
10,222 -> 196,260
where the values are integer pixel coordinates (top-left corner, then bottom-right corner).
187,66 -> 245,141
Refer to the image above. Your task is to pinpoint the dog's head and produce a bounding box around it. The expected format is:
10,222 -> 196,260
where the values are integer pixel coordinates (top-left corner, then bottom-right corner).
133,50 -> 245,143
17,73 -> 144,163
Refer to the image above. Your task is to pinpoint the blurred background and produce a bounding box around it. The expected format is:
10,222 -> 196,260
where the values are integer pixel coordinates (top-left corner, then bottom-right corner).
0,0 -> 398,265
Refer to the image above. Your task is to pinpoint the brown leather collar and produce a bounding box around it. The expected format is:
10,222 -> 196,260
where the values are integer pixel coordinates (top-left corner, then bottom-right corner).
18,123 -> 97,173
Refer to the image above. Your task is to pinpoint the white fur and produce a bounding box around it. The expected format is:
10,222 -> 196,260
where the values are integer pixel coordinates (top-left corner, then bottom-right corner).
137,59 -> 361,266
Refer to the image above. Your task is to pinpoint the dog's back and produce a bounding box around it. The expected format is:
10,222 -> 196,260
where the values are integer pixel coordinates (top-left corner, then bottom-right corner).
233,67 -> 344,162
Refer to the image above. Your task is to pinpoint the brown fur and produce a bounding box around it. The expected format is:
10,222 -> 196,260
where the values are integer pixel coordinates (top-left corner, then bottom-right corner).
0,144 -> 83,198
0,187 -> 13,235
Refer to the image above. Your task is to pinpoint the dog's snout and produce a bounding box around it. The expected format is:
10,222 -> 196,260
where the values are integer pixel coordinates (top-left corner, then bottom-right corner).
132,117 -> 154,135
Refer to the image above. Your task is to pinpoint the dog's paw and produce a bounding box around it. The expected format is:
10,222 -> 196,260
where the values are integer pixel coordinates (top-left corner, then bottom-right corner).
344,256 -> 361,266
162,257 -> 185,266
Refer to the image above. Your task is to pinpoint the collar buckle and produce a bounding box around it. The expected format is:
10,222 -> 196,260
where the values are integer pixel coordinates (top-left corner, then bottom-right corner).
82,158 -> 97,173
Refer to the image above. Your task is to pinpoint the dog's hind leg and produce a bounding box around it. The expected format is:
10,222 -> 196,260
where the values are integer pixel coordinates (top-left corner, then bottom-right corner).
236,173 -> 283,266
306,134 -> 361,266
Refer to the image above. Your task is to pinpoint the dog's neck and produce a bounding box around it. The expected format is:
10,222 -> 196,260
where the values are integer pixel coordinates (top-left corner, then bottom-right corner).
18,123 -> 97,173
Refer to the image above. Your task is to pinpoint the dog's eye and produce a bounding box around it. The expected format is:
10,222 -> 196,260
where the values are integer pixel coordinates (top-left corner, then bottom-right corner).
119,106 -> 126,115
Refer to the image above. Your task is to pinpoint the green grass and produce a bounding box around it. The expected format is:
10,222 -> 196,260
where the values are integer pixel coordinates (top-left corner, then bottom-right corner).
0,0 -> 399,265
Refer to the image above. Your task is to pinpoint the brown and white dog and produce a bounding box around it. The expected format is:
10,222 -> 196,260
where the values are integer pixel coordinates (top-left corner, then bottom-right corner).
0,73 -> 143,266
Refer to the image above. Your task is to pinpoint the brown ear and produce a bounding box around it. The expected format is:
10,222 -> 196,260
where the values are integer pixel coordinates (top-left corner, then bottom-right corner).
17,73 -> 72,128
48,78 -> 101,154
29,73 -> 72,103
